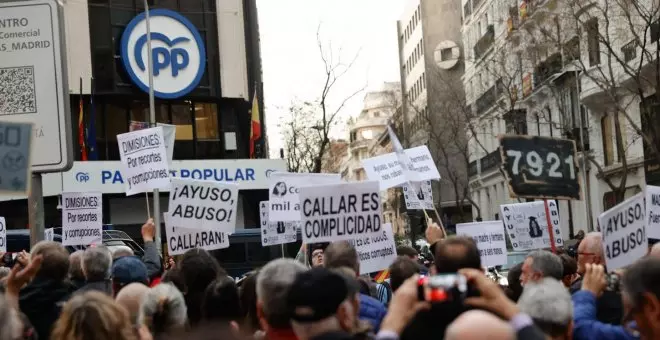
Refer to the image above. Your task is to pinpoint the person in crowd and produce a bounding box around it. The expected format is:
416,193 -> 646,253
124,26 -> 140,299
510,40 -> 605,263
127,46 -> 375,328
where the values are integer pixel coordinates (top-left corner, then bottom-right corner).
375,280 -> 392,307
287,267 -> 361,340
202,275 -> 242,325
51,291 -> 146,340
309,243 -> 329,268
68,250 -> 86,290
395,246 -> 418,261
572,232 -> 623,325
113,246 -> 135,259
621,257 -> 660,340
178,248 -> 226,327
323,241 -> 387,332
520,250 -> 563,286
0,266 -> 10,281
0,293 -> 29,340
116,282 -> 150,326
78,246 -> 113,295
572,263 -> 637,339
141,219 -> 163,282
505,263 -> 523,302
112,255 -> 149,295
18,241 -> 72,340
255,258 -> 306,340
648,242 -> 660,258
239,270 -> 261,336
445,310 -> 515,340
161,267 -> 185,292
560,254 -> 579,288
139,282 -> 188,339
388,256 -> 420,292
518,278 -> 573,340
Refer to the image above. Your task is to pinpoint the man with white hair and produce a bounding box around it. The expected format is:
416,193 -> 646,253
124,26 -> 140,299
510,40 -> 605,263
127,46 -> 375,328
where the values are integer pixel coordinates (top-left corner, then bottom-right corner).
517,278 -> 573,340
445,310 -> 515,340
520,250 -> 563,286
77,246 -> 113,295
256,258 -> 307,340
112,246 -> 134,259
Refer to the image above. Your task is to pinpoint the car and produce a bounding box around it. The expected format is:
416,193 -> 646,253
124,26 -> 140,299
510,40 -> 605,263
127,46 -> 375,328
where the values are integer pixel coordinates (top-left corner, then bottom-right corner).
5,228 -> 144,256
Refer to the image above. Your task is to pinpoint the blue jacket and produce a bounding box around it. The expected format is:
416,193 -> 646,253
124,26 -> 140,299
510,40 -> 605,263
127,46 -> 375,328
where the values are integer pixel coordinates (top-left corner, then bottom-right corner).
573,290 -> 638,340
359,293 -> 387,332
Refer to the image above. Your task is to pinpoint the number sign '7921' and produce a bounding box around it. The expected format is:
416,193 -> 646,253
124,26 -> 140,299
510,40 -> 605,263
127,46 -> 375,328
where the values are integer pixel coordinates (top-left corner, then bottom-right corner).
499,135 -> 581,200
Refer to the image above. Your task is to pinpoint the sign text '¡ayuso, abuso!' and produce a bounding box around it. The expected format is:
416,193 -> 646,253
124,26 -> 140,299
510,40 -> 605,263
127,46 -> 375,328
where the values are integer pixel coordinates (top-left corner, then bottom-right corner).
602,201 -> 646,259
302,193 -> 381,239
170,184 -> 235,222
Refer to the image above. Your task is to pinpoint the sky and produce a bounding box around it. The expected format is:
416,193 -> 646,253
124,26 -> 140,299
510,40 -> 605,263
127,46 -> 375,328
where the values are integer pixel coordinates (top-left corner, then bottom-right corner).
256,0 -> 405,158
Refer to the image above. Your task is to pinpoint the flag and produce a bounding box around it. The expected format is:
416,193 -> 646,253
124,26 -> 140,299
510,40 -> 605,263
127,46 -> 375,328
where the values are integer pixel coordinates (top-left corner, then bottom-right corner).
374,270 -> 390,283
249,89 -> 261,159
87,78 -> 98,160
78,78 -> 87,161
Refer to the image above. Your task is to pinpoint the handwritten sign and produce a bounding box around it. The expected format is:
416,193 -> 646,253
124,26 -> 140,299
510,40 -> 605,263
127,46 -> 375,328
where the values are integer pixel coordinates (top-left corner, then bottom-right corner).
500,201 -> 563,251
164,213 -> 230,256
646,185 -> 660,239
117,127 -> 170,195
260,201 -> 298,246
348,223 -> 397,274
361,146 -> 440,191
598,193 -> 647,271
456,221 -> 508,267
168,179 -> 239,232
61,192 -> 103,246
268,172 -> 341,222
403,181 -> 434,210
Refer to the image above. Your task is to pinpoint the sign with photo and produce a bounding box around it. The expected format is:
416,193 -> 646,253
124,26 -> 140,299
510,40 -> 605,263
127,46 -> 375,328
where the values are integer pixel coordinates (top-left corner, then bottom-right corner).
499,201 -> 563,251
403,181 -> 434,210
598,193 -> 647,271
260,201 -> 298,246
268,172 -> 341,222
44,227 -> 55,242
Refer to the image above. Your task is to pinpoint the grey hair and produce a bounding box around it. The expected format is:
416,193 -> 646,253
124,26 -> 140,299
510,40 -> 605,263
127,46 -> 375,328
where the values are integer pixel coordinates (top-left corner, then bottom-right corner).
527,250 -> 563,281
82,246 -> 112,281
139,282 -> 188,335
518,277 -> 572,336
112,246 -> 134,259
583,232 -> 604,257
256,258 -> 307,329
69,250 -> 85,281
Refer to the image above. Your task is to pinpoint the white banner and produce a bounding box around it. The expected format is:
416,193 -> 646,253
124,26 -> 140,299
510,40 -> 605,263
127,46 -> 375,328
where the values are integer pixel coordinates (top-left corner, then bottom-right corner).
0,217 -> 5,252
456,221 -> 508,267
157,123 -> 176,163
164,213 -> 230,256
259,201 -> 297,246
44,227 -> 55,242
646,185 -> 660,239
349,223 -> 397,275
361,146 -> 440,191
598,193 -> 647,271
500,201 -> 563,251
298,181 -> 383,243
168,179 -> 239,232
61,192 -> 103,246
117,127 -> 170,196
403,181 -> 434,210
268,172 -> 341,222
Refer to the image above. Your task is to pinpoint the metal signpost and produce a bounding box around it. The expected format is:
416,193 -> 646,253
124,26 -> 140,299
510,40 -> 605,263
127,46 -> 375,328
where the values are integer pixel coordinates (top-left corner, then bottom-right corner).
0,0 -> 73,246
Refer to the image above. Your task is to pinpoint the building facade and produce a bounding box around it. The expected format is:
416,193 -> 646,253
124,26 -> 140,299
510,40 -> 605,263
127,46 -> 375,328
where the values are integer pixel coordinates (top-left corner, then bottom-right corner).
0,0 -> 283,241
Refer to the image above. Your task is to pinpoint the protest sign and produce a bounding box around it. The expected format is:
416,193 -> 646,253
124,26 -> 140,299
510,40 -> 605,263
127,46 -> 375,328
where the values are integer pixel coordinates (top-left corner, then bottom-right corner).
598,193 -> 647,271
117,127 -> 170,196
298,181 -> 382,243
157,123 -> 176,163
260,201 -> 298,246
168,179 -> 239,232
164,213 -> 230,256
44,227 -> 54,242
61,192 -> 102,246
268,172 -> 341,222
403,181 -> 433,210
499,201 -> 563,251
0,217 -> 5,252
456,221 -> 508,267
361,146 -> 440,191
348,223 -> 397,275
646,185 -> 660,239
0,122 -> 32,194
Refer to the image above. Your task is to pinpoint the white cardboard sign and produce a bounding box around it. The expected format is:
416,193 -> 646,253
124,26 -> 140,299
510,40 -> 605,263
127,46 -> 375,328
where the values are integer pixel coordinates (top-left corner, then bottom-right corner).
403,181 -> 434,210
61,192 -> 102,246
456,221 -> 508,267
348,223 -> 397,275
157,123 -> 176,163
117,127 -> 170,196
268,172 -> 341,222
44,227 -> 55,242
298,181 -> 383,243
598,193 -> 647,271
361,146 -> 440,191
259,201 -> 298,246
645,185 -> 660,239
0,217 -> 6,252
500,201 -> 563,251
164,213 -> 230,256
168,179 -> 239,232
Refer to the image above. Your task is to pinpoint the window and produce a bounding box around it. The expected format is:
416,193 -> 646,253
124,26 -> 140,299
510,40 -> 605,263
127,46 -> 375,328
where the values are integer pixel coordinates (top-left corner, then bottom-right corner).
373,111 -> 380,117
601,113 -> 614,166
195,103 -> 219,139
586,19 -> 600,66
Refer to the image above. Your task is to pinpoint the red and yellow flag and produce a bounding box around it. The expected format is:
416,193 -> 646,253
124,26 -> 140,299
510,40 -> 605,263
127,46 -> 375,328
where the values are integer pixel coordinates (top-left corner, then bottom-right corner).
78,82 -> 87,161
374,270 -> 390,283
249,90 -> 261,159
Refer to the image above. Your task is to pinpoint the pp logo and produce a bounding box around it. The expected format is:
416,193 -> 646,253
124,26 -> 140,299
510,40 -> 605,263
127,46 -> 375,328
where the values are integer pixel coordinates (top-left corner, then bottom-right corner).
75,172 -> 90,183
120,9 -> 206,99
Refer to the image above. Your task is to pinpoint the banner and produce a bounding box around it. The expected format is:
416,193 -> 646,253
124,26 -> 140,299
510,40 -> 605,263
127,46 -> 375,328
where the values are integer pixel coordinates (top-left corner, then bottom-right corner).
456,221 -> 508,267
268,172 -> 341,222
164,213 -> 230,256
348,223 -> 397,275
499,201 -> 563,251
61,192 -> 102,246
361,146 -> 440,190
298,181 -> 382,243
44,227 -> 55,242
598,193 -> 647,271
403,181 -> 434,210
0,217 -> 5,252
117,127 -> 170,196
168,179 -> 239,232
646,185 -> 660,239
259,201 -> 297,246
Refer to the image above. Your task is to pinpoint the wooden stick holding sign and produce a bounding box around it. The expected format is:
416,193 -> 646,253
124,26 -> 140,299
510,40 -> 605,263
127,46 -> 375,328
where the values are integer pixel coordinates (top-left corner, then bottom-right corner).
543,199 -> 557,253
145,192 -> 151,218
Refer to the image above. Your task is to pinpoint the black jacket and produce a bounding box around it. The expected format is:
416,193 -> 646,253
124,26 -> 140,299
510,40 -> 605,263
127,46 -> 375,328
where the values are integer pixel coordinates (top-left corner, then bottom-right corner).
76,279 -> 113,296
570,278 -> 623,325
19,277 -> 73,340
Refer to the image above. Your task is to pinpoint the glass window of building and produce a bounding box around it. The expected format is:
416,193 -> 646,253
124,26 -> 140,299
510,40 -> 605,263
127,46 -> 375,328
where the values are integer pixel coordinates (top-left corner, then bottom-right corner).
172,102 -> 194,140
195,103 -> 219,140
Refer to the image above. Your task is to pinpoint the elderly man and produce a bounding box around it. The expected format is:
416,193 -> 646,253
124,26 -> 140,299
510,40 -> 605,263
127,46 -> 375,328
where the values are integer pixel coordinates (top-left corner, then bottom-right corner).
518,278 -> 573,340
255,258 -> 307,340
78,246 -> 113,295
68,250 -> 85,290
445,310 -> 515,340
116,283 -> 149,326
519,250 -> 563,286
621,257 -> 660,340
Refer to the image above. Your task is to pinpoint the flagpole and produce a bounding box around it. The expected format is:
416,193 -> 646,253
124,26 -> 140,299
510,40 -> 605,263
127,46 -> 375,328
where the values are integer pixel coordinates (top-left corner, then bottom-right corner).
144,0 -> 161,254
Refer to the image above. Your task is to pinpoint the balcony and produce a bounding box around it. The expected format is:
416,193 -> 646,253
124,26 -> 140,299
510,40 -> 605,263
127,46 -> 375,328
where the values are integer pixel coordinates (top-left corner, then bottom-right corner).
481,150 -> 501,174
473,24 -> 495,60
475,79 -> 504,116
468,160 -> 478,178
533,53 -> 563,87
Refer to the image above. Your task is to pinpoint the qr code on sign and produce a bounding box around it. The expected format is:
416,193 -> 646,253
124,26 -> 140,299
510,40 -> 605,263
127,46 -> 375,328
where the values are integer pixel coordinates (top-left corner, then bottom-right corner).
0,66 -> 37,115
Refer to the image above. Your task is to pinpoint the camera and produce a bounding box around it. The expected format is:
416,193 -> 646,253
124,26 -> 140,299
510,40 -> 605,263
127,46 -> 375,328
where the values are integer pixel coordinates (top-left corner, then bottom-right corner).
605,272 -> 621,292
417,274 -> 477,303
